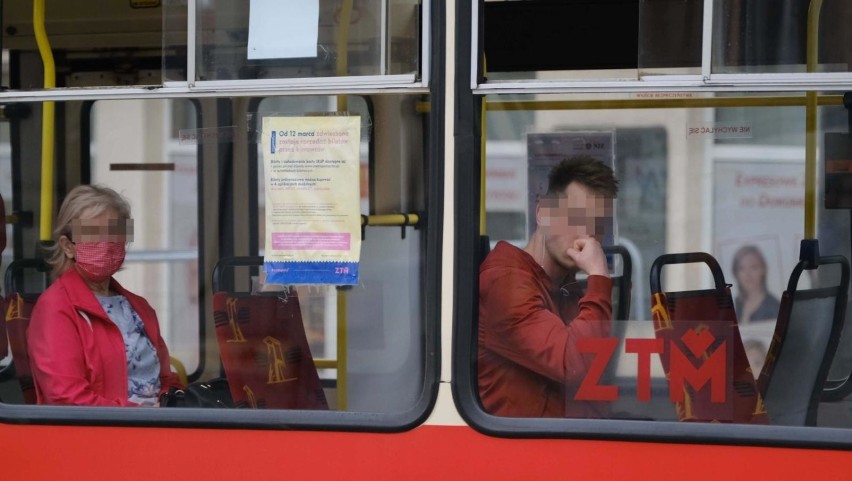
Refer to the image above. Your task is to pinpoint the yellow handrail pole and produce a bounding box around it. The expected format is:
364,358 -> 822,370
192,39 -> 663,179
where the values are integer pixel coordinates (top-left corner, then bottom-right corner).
34,0 -> 56,241
336,288 -> 348,410
333,0 -> 354,411
805,0 -> 824,239
362,213 -> 420,226
336,0 -> 354,112
169,356 -> 189,387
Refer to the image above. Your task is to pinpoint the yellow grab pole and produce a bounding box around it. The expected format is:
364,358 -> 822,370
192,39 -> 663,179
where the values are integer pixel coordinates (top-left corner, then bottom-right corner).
34,0 -> 56,241
336,0 -> 353,112
333,0 -> 354,410
805,0 -> 824,239
336,288 -> 347,410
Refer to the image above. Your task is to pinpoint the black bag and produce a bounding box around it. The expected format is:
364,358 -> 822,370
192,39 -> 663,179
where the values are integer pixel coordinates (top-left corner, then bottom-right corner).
159,378 -> 234,408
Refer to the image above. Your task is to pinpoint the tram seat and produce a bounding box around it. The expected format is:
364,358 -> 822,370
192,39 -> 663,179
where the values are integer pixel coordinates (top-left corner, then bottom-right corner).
756,254 -> 850,426
650,252 -> 768,424
212,256 -> 328,410
4,258 -> 50,405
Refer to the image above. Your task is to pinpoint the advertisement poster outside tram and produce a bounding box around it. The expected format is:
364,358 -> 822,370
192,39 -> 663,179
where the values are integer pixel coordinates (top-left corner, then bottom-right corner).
713,159 -> 806,374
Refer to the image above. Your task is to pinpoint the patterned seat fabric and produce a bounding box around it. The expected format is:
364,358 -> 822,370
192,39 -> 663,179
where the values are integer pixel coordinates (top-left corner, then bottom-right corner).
650,252 -> 768,424
213,291 -> 328,410
5,293 -> 37,404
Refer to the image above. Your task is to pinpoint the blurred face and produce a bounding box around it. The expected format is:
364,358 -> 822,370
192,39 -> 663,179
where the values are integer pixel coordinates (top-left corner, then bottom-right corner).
736,252 -> 765,295
60,207 -> 134,283
70,207 -> 134,244
538,182 -> 612,270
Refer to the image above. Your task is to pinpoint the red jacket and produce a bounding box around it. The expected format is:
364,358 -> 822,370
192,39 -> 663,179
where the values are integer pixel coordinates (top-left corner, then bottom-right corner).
478,241 -> 612,418
27,268 -> 181,406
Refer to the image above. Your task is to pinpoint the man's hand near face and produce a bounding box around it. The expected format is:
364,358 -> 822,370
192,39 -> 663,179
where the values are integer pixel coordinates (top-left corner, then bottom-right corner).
566,237 -> 609,278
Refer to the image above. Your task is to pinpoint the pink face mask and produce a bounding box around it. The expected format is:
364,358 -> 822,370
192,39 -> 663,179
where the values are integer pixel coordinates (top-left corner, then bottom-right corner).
74,242 -> 126,282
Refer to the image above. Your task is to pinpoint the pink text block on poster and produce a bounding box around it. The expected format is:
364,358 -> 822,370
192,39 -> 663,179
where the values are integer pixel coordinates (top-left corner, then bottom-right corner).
272,232 -> 351,250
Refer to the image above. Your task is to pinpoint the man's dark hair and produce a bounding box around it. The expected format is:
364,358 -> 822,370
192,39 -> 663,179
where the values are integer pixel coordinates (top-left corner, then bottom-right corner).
546,155 -> 619,198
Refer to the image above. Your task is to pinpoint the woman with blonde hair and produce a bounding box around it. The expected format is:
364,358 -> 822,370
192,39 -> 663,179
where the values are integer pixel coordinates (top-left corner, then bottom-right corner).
27,184 -> 182,406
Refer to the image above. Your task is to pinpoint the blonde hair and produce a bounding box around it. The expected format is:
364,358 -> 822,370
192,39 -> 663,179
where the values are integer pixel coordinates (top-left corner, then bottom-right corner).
46,184 -> 131,278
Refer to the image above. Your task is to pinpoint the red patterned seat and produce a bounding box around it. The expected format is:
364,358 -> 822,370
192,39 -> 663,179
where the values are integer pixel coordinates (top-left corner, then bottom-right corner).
650,252 -> 768,424
212,291 -> 328,410
4,258 -> 50,404
5,292 -> 37,404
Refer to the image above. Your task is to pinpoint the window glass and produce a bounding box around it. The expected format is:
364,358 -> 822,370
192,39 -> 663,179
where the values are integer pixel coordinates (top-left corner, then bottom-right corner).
250,94 -> 428,413
478,91 -> 852,428
90,99 -> 201,375
638,0 -> 703,76
3,2 -> 164,89
713,0 -> 852,74
196,1 -> 421,82
482,0 -> 703,82
0,121 -> 12,379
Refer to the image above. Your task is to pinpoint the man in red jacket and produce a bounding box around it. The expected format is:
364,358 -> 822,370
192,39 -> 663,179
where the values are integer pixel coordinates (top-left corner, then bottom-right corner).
479,156 -> 618,418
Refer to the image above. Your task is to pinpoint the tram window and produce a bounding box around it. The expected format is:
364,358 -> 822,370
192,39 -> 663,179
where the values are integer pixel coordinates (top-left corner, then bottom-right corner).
482,0 -> 703,81
89,99 -> 201,376
713,0 -> 852,74
469,92 -> 852,430
249,94 -> 429,414
2,1 -> 424,90
196,1 -> 421,82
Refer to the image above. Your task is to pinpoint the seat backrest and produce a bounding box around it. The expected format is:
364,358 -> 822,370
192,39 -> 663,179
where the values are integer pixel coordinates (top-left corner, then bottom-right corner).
212,257 -> 328,410
3,258 -> 50,405
650,252 -> 767,424
757,255 -> 850,426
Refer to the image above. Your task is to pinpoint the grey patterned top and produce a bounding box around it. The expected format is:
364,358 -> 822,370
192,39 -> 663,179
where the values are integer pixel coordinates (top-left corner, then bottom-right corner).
96,294 -> 161,406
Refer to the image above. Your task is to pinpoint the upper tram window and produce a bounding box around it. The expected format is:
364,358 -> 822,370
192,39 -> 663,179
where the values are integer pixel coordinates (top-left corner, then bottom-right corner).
2,1 -> 426,91
478,0 -> 852,87
713,0 -> 852,75
192,1 -> 422,83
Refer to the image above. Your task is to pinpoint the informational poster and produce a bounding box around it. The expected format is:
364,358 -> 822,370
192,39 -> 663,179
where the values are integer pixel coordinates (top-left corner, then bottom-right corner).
526,131 -> 615,240
248,0 -> 319,59
262,116 -> 361,285
713,159 -> 806,373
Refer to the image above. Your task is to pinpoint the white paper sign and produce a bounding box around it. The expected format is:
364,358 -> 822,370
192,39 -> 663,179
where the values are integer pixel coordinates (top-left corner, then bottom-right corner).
248,0 -> 319,60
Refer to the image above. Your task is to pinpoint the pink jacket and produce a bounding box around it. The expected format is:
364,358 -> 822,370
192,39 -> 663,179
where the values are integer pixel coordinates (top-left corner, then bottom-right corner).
27,268 -> 181,406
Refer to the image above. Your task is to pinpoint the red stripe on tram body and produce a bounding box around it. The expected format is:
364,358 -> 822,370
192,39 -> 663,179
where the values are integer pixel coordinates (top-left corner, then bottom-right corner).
1,423 -> 851,480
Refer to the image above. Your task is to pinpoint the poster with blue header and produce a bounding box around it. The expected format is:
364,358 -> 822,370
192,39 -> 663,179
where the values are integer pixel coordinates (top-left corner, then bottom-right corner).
262,116 -> 361,285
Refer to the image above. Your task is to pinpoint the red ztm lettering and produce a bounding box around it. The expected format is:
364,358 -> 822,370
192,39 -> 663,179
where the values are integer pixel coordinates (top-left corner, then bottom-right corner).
669,339 -> 726,403
574,331 -> 727,403
575,338 -> 619,401
624,338 -> 664,401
